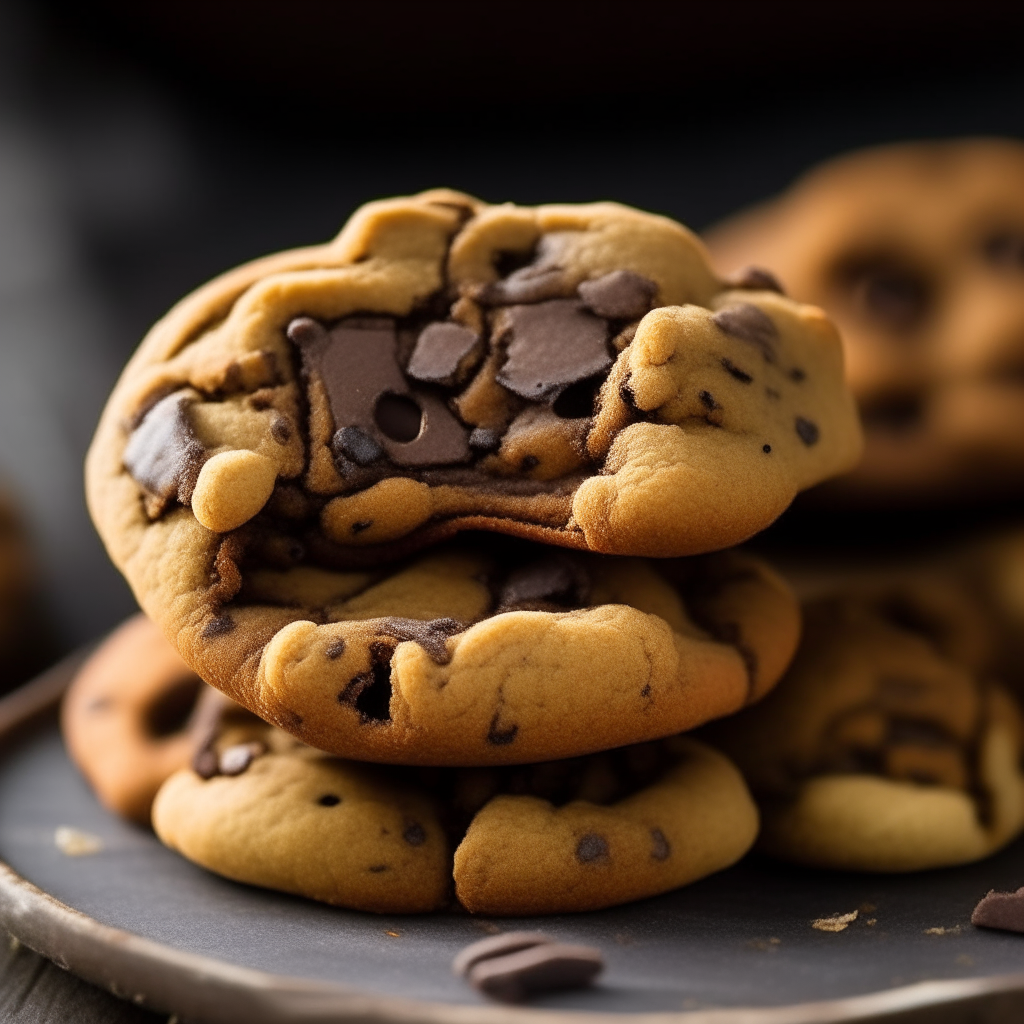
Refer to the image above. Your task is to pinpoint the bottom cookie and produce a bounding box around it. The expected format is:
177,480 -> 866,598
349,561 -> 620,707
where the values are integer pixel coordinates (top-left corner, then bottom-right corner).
152,714 -> 757,915
703,587 -> 1024,872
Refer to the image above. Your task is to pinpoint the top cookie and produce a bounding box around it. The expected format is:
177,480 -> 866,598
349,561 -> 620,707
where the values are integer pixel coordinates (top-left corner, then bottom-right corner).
705,139 -> 1024,502
87,191 -> 861,574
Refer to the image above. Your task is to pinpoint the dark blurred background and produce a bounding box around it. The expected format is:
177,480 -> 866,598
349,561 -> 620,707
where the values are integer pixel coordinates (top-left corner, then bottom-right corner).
1,0 -> 1023,663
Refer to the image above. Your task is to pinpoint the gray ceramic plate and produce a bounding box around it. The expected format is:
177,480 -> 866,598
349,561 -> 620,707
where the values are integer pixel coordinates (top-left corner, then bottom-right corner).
2,655 -> 1024,1024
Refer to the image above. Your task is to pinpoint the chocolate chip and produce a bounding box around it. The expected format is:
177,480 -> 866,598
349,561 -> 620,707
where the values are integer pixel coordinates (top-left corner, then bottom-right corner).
406,322 -> 481,386
795,416 -> 819,446
724,266 -> 785,294
351,520 -> 372,534
498,555 -> 590,609
577,270 -> 657,320
476,237 -> 572,306
452,932 -> 552,978
699,390 -> 719,410
294,316 -> 469,468
496,300 -> 612,403
646,828 -> 670,861
469,427 -> 502,452
325,638 -> 346,660
123,390 -> 205,503
466,944 -> 604,1003
270,416 -> 291,444
575,832 -> 609,863
192,749 -> 219,780
368,864 -> 389,873
332,426 -> 384,466
487,712 -> 519,746
973,887 -> 1024,931
712,304 -> 779,363
202,614 -> 235,639
218,741 -> 266,776
403,822 -> 426,846
640,684 -> 652,698
520,455 -> 539,471
721,357 -> 753,384
762,444 -> 772,453
789,367 -> 806,382
318,794 -> 341,807
382,617 -> 465,664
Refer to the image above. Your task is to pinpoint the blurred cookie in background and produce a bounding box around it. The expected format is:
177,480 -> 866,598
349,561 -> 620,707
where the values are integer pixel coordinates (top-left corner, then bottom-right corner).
705,139 -> 1024,505
0,488 -> 52,694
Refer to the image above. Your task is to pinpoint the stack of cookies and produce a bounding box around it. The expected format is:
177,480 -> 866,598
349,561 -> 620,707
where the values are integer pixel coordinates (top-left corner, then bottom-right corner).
73,190 -> 868,914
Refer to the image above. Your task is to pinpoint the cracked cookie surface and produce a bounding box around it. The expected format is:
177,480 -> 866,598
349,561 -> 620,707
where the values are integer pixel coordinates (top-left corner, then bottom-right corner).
703,590 -> 1024,871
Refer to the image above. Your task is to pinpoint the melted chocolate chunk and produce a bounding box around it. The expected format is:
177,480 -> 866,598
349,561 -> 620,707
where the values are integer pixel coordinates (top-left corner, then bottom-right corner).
289,316 -> 470,468
382,616 -> 464,664
795,416 -> 820,446
498,554 -> 591,610
577,270 -> 657,320
724,266 -> 785,294
496,300 -> 612,403
972,887 -> 1024,931
650,827 -> 671,861
403,821 -> 426,846
406,322 -> 481,386
575,832 -> 609,863
218,741 -> 265,776
712,304 -> 779,363
123,390 -> 205,502
463,942 -> 604,1004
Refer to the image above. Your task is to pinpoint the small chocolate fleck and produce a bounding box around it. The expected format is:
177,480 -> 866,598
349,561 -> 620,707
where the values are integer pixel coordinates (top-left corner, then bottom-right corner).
318,794 -> 341,807
406,322 -> 480,386
352,520 -> 372,534
795,416 -> 820,446
469,427 -> 502,452
333,426 -> 384,466
487,712 -> 519,746
403,822 -> 426,846
575,832 -> 609,864
765,387 -> 781,400
762,444 -> 772,453
202,614 -> 235,639
325,638 -> 346,660
724,266 -> 785,294
577,270 -> 657,320
650,828 -> 671,861
721,357 -> 753,384
713,304 -> 779,363
640,684 -> 652,698
520,455 -> 539,472
699,390 -> 719,410
789,367 -> 806,383
368,864 -> 389,873
270,416 -> 291,444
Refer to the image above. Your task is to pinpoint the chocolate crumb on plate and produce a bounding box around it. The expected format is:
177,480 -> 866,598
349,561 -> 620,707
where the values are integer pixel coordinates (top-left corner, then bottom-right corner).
452,932 -> 604,1003
972,887 -> 1024,932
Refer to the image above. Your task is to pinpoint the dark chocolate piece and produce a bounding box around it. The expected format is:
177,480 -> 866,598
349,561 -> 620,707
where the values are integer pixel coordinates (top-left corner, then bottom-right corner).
289,316 -> 470,468
123,390 -> 205,502
498,555 -> 590,610
452,932 -> 552,978
476,235 -> 573,306
795,416 -> 820,446
333,426 -> 383,466
724,266 -> 785,294
712,304 -> 779,363
406,322 -> 481,386
577,270 -> 657,320
188,688 -> 237,779
467,944 -> 604,1003
469,427 -> 502,452
382,617 -> 465,664
496,300 -> 611,403
575,833 -> 609,863
218,741 -> 266,776
972,887 -> 1024,931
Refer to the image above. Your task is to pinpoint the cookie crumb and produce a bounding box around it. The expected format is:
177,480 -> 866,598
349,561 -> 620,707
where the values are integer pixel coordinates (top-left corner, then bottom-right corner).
812,910 -> 858,932
924,925 -> 962,936
54,826 -> 103,856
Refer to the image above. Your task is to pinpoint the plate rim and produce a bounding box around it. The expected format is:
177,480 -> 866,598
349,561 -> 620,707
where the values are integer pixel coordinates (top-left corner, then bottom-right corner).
3,648 -> 1024,1023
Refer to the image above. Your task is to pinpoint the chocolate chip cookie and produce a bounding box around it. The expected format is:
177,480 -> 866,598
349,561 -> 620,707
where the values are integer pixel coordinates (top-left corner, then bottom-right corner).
152,709 -> 757,914
703,591 -> 1024,871
705,139 -> 1024,502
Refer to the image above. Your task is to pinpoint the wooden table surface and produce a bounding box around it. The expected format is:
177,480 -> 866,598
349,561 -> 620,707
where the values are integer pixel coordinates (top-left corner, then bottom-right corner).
0,933 -> 163,1024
